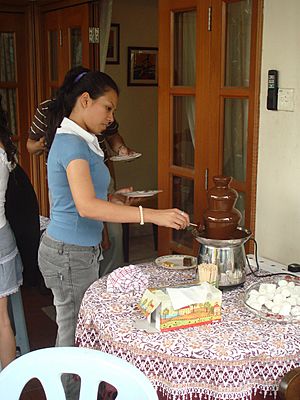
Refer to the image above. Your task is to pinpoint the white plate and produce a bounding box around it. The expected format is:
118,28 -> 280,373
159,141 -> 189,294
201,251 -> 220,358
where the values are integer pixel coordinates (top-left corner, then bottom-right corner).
123,190 -> 162,198
155,255 -> 197,270
110,153 -> 142,162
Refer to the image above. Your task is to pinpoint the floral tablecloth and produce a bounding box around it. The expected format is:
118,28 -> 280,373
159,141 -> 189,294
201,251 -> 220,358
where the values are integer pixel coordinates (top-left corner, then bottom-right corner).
75,263 -> 300,400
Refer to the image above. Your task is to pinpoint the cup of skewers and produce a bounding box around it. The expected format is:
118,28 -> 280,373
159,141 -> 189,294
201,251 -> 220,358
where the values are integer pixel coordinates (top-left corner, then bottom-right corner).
197,263 -> 219,288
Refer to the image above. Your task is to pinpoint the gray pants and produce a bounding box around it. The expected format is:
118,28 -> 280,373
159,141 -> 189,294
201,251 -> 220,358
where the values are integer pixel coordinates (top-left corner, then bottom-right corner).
38,233 -> 101,399
38,233 -> 101,347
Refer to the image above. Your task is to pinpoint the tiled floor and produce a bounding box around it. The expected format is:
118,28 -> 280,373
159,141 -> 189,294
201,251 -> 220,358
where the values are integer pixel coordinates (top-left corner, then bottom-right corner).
17,232 -> 157,399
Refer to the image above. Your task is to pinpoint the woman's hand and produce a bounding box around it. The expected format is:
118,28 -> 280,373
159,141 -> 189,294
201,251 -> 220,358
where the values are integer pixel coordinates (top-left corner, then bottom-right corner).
118,145 -> 136,156
26,137 -> 47,155
109,187 -> 133,205
145,208 -> 190,230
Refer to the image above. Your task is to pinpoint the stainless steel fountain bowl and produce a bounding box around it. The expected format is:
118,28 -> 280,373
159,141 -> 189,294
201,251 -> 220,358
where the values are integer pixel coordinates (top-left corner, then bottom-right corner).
193,227 -> 252,289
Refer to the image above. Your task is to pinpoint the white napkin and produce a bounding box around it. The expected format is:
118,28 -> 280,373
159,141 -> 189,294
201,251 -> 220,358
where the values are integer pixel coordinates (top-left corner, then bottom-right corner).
106,264 -> 149,293
166,282 -> 221,310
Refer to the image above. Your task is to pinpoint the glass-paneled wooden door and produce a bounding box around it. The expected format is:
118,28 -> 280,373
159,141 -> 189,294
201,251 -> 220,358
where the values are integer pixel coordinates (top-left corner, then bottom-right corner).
0,11 -> 31,174
35,3 -> 91,216
158,0 -> 262,255
43,3 -> 90,98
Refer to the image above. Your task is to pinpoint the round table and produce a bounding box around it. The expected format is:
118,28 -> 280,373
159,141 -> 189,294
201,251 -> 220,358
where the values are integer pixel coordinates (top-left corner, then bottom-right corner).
75,263 -> 300,400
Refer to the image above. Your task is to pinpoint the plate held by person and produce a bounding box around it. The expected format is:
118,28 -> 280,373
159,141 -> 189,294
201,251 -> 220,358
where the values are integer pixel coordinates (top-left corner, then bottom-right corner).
123,190 -> 163,198
110,152 -> 142,162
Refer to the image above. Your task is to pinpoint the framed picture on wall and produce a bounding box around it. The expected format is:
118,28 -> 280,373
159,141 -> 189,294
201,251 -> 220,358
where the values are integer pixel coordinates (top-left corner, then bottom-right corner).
106,23 -> 120,64
127,47 -> 158,86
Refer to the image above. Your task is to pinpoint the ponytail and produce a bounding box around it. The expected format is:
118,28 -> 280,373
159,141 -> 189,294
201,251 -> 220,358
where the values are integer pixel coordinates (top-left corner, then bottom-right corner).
45,66 -> 90,149
0,95 -> 17,166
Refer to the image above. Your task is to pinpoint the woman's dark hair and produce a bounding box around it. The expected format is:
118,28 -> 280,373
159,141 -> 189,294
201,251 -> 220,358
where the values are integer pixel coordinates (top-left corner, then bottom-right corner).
0,95 -> 17,166
46,66 -> 119,148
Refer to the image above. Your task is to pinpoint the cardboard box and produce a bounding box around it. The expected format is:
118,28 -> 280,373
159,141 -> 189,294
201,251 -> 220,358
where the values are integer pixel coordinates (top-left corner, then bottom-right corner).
138,283 -> 222,332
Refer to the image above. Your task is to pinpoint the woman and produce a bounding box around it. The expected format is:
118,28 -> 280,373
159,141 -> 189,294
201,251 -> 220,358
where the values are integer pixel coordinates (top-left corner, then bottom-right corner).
0,96 -> 23,368
26,66 -> 137,280
38,67 -> 190,351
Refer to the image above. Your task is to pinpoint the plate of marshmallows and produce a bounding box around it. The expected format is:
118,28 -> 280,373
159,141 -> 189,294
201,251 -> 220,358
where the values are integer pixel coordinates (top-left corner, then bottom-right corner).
244,275 -> 300,323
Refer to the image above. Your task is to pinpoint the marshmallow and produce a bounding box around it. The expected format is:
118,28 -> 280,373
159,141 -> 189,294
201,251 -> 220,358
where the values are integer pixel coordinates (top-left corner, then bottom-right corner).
265,300 -> 274,310
271,305 -> 280,314
279,302 -> 291,316
246,299 -> 262,311
257,295 -> 267,305
273,293 -> 284,304
291,306 -> 300,317
278,279 -> 288,287
286,296 -> 297,306
281,288 -> 292,298
249,289 -> 259,297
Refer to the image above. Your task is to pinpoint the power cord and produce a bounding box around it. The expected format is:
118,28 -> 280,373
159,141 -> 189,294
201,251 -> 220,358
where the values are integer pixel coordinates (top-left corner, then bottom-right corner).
246,238 -> 296,278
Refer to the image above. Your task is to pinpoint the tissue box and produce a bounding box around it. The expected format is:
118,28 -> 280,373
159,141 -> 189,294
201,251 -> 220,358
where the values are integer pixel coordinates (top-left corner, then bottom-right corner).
138,283 -> 222,332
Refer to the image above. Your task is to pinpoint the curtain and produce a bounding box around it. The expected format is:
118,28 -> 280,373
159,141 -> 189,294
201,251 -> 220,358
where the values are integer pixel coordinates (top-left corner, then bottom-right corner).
223,0 -> 252,182
99,0 -> 113,72
182,12 -> 196,148
0,32 -> 17,134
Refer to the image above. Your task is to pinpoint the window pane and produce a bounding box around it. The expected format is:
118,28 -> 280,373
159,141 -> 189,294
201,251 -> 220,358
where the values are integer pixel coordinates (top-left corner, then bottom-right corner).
0,88 -> 17,134
173,96 -> 195,168
172,176 -> 194,247
49,30 -> 58,81
173,10 -> 196,86
70,28 -> 82,68
225,0 -> 252,87
223,98 -> 248,182
0,32 -> 16,82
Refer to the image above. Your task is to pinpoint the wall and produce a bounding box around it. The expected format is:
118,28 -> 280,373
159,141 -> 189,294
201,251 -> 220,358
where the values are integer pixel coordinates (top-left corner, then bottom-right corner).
256,0 -> 300,264
105,0 -> 158,193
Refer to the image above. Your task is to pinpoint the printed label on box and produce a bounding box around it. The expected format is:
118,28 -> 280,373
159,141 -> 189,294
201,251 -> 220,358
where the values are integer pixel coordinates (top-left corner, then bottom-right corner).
138,285 -> 222,332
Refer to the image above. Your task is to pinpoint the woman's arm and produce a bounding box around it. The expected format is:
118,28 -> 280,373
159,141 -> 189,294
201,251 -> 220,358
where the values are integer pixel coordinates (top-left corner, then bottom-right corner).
0,154 -> 9,228
27,102 -> 49,155
66,159 -> 189,229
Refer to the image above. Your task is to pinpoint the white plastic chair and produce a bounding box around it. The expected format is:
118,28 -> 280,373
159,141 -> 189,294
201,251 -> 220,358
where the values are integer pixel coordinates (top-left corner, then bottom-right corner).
0,347 -> 158,400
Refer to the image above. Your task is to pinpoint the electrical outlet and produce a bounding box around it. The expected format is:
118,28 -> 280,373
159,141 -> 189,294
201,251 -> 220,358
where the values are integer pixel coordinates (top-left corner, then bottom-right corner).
277,88 -> 295,111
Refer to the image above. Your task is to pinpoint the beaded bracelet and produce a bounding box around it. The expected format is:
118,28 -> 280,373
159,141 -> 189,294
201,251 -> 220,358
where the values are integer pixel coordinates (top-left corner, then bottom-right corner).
139,205 -> 144,225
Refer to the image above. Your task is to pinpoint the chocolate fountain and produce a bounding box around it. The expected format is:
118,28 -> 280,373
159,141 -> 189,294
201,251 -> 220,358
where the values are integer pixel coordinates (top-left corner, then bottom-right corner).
193,176 -> 251,289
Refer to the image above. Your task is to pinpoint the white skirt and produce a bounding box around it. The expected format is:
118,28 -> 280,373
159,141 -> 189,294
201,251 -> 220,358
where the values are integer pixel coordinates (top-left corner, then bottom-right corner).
0,222 -> 23,298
